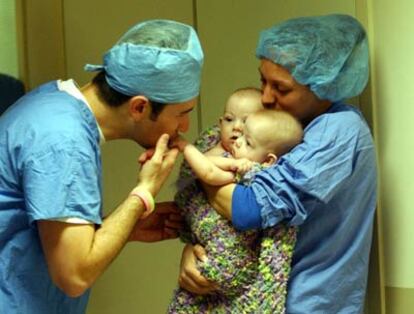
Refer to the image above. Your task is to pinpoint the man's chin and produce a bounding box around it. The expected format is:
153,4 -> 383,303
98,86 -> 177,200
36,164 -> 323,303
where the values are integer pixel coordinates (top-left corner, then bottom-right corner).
137,135 -> 174,149
136,140 -> 154,150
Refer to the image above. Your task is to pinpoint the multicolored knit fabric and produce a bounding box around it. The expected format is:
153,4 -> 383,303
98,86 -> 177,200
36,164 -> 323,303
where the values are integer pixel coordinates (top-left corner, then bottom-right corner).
168,126 -> 297,314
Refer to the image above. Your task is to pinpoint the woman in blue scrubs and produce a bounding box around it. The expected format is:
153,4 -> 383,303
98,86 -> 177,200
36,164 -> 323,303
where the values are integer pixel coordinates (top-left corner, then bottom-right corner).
178,14 -> 377,314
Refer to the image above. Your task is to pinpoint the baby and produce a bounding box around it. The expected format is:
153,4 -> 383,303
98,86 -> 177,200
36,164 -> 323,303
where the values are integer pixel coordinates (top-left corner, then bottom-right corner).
168,89 -> 303,313
203,87 -> 264,157
180,109 -> 303,186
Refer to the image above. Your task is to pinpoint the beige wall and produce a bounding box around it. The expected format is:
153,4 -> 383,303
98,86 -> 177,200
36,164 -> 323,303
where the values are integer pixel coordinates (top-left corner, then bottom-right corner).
16,0 -> 66,89
0,0 -> 19,77
367,0 -> 414,312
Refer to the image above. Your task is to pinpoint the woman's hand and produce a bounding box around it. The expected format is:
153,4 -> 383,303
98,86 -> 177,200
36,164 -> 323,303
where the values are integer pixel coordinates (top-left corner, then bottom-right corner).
178,244 -> 218,295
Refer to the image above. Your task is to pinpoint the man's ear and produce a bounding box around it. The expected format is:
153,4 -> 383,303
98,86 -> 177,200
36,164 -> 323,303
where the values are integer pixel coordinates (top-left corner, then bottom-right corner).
129,96 -> 150,121
263,153 -> 277,166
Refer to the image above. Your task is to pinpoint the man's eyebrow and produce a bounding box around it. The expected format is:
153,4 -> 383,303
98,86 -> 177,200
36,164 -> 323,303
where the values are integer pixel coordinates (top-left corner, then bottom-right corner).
258,67 -> 292,86
180,107 -> 194,114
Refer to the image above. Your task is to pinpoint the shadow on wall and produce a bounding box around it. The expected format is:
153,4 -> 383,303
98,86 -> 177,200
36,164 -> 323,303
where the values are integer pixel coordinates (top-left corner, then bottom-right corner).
0,73 -> 25,115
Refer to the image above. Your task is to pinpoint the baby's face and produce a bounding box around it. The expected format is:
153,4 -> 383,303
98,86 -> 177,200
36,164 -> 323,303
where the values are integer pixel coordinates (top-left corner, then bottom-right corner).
231,115 -> 273,163
220,94 -> 263,151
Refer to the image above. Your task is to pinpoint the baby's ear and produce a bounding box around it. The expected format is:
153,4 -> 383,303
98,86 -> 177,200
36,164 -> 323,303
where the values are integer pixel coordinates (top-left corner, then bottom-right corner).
219,116 -> 223,124
263,153 -> 277,167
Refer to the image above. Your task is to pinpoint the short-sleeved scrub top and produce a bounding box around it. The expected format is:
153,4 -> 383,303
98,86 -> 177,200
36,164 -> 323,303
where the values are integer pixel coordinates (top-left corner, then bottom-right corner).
0,81 -> 103,313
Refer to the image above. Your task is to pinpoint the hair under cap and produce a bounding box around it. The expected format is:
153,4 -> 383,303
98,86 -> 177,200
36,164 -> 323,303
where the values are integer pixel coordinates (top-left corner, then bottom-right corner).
256,14 -> 369,102
85,19 -> 204,103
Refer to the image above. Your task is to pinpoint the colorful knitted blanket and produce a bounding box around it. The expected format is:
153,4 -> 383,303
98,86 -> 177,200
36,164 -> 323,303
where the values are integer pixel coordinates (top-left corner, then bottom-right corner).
168,126 -> 297,314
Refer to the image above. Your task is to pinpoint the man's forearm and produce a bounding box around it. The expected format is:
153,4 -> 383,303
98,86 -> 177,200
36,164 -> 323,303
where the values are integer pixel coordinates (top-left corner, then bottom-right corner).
39,194 -> 146,297
87,195 -> 145,278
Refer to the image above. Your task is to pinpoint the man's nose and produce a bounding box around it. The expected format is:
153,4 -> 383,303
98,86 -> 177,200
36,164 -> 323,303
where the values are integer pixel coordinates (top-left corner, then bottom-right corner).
261,86 -> 277,109
178,116 -> 190,133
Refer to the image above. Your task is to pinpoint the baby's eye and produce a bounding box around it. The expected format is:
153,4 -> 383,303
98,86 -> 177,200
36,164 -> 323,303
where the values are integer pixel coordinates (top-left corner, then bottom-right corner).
225,117 -> 233,122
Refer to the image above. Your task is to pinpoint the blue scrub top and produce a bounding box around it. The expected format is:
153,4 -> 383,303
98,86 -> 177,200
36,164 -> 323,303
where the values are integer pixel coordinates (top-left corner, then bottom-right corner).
233,102 -> 377,313
0,81 -> 102,313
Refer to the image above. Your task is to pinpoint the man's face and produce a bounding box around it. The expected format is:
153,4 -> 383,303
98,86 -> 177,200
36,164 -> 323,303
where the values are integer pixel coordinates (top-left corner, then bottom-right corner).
259,59 -> 330,125
134,98 -> 197,148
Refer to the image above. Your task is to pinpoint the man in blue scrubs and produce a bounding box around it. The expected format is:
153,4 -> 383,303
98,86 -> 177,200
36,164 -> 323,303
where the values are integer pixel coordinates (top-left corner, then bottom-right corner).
178,14 -> 377,314
0,20 -> 203,313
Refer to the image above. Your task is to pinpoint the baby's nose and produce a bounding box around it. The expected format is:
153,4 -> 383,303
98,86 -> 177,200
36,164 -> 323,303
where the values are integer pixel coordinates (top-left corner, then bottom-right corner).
234,119 -> 243,130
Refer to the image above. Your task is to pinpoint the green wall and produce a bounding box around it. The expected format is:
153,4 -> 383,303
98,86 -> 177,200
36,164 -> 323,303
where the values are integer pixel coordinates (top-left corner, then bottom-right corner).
369,0 -> 414,312
0,0 -> 19,77
386,287 -> 414,312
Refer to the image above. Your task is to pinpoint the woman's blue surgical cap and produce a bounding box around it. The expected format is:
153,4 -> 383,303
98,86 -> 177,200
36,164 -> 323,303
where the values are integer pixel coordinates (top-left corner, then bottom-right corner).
256,14 -> 369,102
85,19 -> 204,103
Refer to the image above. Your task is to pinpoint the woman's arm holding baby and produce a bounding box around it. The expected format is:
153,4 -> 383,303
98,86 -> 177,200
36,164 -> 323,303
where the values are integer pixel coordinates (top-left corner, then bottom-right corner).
201,183 -> 235,220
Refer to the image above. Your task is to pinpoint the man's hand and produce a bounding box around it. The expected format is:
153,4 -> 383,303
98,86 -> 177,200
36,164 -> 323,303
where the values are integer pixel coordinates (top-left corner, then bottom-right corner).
129,202 -> 183,242
178,244 -> 218,294
138,134 -> 187,164
138,149 -> 155,165
136,134 -> 179,196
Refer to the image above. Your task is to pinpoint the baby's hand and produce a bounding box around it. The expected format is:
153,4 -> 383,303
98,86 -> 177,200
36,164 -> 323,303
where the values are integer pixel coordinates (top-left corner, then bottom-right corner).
170,135 -> 189,152
232,158 -> 254,175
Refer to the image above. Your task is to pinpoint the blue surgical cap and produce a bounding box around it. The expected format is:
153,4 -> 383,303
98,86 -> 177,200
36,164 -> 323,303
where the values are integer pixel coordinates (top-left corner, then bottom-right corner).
256,14 -> 369,102
85,19 -> 204,103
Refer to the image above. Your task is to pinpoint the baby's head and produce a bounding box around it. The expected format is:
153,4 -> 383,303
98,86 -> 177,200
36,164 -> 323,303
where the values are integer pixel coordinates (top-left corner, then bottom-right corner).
232,109 -> 303,165
220,87 -> 263,152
